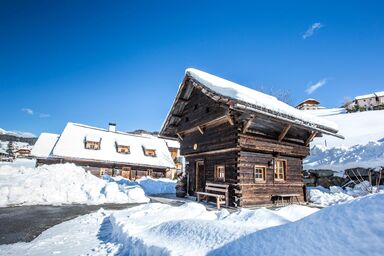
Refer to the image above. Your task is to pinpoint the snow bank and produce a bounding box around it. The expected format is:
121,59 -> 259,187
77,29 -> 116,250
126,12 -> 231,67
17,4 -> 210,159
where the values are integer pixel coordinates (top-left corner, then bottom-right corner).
307,182 -> 384,206
110,176 -> 176,195
0,163 -> 149,207
104,202 -> 318,255
210,193 -> 384,256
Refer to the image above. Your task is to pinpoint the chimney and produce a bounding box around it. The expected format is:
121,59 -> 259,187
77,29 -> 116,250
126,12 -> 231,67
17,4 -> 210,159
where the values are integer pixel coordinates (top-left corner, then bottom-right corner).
108,122 -> 116,132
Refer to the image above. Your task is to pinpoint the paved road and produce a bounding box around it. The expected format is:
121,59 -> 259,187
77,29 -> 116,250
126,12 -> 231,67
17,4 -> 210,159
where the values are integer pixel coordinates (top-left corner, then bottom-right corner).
0,203 -> 141,245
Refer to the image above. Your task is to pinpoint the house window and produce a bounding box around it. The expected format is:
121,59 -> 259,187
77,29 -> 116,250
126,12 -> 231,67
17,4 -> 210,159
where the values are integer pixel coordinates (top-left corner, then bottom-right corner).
143,147 -> 157,157
254,166 -> 266,182
117,145 -> 130,154
85,141 -> 100,150
274,159 -> 286,180
214,165 -> 225,182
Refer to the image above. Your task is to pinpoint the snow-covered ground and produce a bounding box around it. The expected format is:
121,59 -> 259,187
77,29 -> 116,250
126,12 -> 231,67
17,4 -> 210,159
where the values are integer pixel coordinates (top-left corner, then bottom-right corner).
305,110 -> 384,171
307,181 -> 384,206
2,193 -> 383,255
0,163 -> 150,207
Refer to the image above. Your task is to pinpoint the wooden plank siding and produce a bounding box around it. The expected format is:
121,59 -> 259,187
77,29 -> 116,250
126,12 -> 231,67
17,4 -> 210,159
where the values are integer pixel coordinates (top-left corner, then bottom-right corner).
237,151 -> 305,206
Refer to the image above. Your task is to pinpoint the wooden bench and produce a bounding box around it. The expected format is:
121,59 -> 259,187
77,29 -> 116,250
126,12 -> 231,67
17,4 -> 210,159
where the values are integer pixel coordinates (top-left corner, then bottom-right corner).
196,182 -> 229,209
272,193 -> 301,206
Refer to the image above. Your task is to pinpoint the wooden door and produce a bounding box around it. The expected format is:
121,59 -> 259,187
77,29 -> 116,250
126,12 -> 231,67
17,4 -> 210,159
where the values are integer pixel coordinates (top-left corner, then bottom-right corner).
195,160 -> 205,192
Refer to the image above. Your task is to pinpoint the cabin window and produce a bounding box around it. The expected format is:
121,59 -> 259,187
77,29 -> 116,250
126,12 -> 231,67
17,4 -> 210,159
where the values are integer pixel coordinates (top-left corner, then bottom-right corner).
206,107 -> 210,113
116,145 -> 130,154
143,147 -> 157,157
254,166 -> 266,182
214,165 -> 225,182
194,104 -> 198,110
274,159 -> 287,180
85,141 -> 100,150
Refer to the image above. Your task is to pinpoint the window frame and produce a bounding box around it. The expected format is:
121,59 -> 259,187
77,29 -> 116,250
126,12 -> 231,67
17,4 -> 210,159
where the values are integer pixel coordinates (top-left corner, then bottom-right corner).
85,141 -> 100,150
254,165 -> 266,182
116,144 -> 130,154
274,159 -> 287,181
143,148 -> 157,157
214,164 -> 225,182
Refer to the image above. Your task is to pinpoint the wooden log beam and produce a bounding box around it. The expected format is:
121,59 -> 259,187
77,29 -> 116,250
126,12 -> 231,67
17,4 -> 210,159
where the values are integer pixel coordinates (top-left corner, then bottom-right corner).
197,126 -> 204,135
176,132 -> 183,141
278,124 -> 292,142
242,117 -> 254,134
226,114 -> 234,126
177,115 -> 228,135
305,131 -> 318,146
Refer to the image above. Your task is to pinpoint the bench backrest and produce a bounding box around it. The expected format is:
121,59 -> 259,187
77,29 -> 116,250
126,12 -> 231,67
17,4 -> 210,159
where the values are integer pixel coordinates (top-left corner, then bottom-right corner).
205,182 -> 229,194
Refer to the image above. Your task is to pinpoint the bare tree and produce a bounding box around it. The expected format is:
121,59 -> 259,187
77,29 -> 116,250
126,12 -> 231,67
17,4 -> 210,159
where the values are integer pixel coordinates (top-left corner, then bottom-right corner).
258,86 -> 293,105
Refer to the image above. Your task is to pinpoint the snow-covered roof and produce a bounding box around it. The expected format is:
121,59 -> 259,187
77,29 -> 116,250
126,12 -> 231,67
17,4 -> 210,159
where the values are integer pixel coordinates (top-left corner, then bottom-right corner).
355,91 -> 384,100
163,138 -> 180,149
161,68 -> 340,137
31,133 -> 60,158
52,123 -> 175,169
296,98 -> 320,107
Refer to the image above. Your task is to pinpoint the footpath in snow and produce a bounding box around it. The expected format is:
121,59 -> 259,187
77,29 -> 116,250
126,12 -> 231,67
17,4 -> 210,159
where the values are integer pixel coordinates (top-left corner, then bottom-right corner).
2,193 -> 383,255
0,163 -> 175,207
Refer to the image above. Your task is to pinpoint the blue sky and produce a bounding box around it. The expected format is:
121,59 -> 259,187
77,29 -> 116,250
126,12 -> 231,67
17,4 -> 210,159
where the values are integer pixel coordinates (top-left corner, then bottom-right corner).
1,0 -> 383,136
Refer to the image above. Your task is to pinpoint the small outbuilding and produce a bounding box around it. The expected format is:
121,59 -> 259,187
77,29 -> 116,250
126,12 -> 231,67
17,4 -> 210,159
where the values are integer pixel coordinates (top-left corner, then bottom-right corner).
161,68 -> 342,207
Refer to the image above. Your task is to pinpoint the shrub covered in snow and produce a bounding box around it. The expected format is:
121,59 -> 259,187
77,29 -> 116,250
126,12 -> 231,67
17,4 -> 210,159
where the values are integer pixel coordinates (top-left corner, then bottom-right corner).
0,163 -> 149,207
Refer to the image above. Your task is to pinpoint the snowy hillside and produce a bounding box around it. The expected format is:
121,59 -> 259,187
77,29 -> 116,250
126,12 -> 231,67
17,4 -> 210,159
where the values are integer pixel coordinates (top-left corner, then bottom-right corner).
305,110 -> 384,171
0,128 -> 35,138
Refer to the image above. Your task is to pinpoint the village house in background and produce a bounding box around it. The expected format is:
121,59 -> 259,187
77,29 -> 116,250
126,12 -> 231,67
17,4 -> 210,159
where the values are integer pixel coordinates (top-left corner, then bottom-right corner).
161,68 -> 342,207
295,98 -> 324,110
346,91 -> 384,111
32,122 -> 181,179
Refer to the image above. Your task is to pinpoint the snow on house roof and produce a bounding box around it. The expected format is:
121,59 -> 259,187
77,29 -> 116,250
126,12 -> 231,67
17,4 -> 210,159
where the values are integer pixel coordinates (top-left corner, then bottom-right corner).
163,138 -> 180,149
296,98 -> 320,107
31,133 -> 60,158
355,91 -> 384,100
85,134 -> 101,142
52,123 -> 175,169
183,68 -> 339,133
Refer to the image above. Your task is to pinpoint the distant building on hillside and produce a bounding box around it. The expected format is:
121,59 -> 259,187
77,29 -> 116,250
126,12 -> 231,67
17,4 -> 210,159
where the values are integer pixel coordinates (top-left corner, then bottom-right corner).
295,98 -> 324,110
347,91 -> 384,110
14,148 -> 32,158
32,122 -> 182,179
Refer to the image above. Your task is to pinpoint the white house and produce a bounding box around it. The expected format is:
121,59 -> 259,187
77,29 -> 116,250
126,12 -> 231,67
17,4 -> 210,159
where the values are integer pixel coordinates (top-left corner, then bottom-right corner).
32,122 -> 181,179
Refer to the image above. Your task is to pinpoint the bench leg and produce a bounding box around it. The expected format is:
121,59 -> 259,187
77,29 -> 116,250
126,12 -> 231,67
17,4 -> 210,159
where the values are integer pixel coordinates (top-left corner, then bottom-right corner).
217,198 -> 220,209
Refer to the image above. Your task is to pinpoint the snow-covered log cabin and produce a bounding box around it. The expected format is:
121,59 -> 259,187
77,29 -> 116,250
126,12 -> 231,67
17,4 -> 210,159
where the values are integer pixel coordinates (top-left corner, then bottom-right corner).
161,68 -> 342,207
32,122 -> 180,179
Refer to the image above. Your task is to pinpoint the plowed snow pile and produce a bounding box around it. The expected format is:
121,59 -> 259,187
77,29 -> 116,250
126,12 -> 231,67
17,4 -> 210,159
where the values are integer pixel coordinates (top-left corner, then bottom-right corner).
0,163 -> 149,207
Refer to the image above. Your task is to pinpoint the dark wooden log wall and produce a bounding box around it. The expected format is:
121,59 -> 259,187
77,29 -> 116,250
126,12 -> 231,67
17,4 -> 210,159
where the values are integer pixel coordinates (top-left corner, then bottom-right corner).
176,87 -> 228,133
185,151 -> 239,206
237,151 -> 305,206
238,134 -> 309,158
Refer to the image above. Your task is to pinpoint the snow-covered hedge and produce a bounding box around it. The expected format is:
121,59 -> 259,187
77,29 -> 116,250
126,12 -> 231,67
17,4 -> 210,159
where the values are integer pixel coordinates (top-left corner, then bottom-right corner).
0,163 -> 149,207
